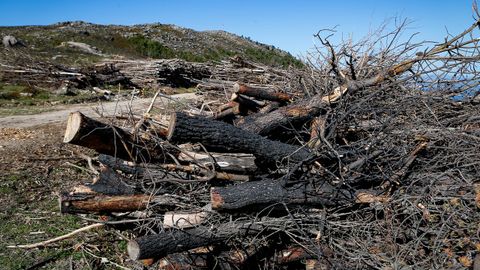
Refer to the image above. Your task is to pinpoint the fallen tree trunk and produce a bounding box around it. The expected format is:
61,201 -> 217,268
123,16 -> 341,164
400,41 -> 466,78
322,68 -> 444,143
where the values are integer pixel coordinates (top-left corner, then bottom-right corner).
211,178 -> 353,210
167,112 -> 313,166
128,222 -> 265,260
64,112 -> 162,162
211,178 -> 388,210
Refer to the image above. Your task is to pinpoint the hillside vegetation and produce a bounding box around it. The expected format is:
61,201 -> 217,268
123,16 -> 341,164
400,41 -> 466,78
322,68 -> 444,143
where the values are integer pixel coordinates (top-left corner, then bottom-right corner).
0,21 -> 303,68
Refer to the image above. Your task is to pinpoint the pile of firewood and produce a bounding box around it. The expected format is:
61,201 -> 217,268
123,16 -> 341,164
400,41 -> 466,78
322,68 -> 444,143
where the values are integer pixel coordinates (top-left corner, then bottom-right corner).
57,18 -> 480,269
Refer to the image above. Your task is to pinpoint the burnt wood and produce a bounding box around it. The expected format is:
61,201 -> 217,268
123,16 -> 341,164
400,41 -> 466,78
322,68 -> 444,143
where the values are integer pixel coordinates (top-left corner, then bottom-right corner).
167,112 -> 313,166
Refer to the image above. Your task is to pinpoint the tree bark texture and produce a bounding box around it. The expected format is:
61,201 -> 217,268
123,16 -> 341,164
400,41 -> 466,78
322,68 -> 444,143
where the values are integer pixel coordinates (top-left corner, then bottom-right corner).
167,112 -> 312,166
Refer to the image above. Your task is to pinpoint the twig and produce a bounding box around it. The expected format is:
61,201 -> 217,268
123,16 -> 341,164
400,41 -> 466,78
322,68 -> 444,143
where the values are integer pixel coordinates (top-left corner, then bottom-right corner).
7,223 -> 104,249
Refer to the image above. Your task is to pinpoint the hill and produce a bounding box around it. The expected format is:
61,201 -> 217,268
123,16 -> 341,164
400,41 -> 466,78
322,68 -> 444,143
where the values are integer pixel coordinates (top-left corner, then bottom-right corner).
0,21 -> 302,68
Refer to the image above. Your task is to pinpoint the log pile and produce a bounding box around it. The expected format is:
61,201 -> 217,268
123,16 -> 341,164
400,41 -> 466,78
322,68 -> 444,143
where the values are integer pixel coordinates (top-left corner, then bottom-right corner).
56,19 -> 480,269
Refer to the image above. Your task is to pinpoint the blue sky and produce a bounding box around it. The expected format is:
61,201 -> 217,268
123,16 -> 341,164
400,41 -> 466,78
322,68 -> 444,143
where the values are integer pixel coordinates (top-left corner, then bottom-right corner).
0,1 -> 476,56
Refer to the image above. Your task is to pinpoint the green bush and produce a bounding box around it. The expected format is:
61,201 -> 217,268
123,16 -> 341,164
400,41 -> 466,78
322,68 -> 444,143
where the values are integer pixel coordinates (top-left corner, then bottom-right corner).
245,47 -> 303,68
128,35 -> 176,59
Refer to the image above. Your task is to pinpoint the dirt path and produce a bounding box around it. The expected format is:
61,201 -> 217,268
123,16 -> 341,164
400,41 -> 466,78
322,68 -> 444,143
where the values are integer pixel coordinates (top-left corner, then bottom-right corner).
0,93 -> 197,128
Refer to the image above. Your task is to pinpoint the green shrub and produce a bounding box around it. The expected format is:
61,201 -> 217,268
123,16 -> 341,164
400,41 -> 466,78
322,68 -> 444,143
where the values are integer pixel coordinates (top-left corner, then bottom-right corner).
128,35 -> 176,59
245,47 -> 303,68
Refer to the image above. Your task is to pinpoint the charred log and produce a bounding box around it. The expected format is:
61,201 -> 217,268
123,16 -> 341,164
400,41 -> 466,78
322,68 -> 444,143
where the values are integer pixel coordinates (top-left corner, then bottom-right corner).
167,112 -> 313,166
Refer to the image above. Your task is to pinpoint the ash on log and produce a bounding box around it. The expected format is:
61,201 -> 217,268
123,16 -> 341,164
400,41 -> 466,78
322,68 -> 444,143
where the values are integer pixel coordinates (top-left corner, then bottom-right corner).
167,112 -> 313,166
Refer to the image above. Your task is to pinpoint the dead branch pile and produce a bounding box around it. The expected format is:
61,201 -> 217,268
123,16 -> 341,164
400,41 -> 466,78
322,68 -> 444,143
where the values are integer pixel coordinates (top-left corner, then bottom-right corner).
55,18 -> 480,269
0,51 -> 136,90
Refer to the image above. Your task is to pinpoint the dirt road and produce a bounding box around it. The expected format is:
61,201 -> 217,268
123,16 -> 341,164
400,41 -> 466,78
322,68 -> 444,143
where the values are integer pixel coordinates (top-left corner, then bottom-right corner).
0,93 -> 197,128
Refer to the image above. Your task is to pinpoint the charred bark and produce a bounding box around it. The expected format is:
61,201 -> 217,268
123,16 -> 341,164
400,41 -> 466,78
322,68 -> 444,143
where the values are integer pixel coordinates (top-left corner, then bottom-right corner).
211,178 -> 354,210
128,222 -> 264,260
167,112 -> 312,166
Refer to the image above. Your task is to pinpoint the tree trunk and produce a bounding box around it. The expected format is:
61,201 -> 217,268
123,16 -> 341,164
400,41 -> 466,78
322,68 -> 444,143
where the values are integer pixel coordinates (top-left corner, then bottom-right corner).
211,178 -> 355,210
128,222 -> 264,260
167,112 -> 312,166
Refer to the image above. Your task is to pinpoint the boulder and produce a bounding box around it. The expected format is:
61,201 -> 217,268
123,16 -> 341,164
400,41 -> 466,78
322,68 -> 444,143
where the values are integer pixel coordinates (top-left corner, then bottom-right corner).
2,35 -> 18,48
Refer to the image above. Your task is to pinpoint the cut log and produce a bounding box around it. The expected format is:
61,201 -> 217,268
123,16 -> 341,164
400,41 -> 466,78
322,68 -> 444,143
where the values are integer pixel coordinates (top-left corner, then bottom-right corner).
233,83 -> 291,103
128,222 -> 264,260
59,194 -> 183,214
178,151 -> 257,174
236,100 -> 324,137
230,92 -> 265,111
99,154 -> 250,181
63,112 -> 162,162
60,194 -> 150,214
214,101 -> 241,120
163,211 -> 208,229
211,178 -> 354,210
167,112 -> 312,166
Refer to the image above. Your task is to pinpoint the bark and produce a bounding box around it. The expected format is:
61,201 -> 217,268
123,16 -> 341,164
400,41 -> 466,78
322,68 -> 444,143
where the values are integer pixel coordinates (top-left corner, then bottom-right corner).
87,165 -> 137,195
236,100 -> 324,137
236,67 -> 411,136
159,253 -> 209,269
233,83 -> 291,103
167,112 -> 312,166
214,101 -> 241,120
307,115 -> 328,148
231,92 -> 265,111
59,193 -> 150,214
59,194 -> 183,214
63,112 -> 162,162
210,178 -> 385,211
99,154 -> 251,181
178,151 -> 257,174
128,222 -> 264,260
98,154 -> 139,175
